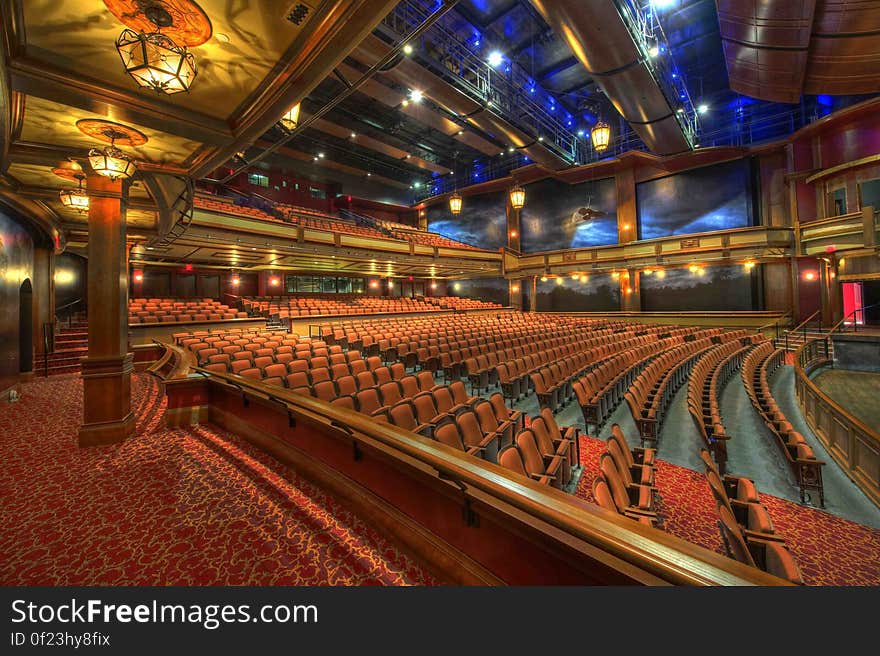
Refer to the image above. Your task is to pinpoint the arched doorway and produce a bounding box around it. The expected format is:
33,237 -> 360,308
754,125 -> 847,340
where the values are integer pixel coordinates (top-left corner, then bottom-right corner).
19,278 -> 33,373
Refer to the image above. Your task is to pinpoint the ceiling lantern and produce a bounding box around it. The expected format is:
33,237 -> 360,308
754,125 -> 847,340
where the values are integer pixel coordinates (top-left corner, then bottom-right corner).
280,103 -> 301,132
88,143 -> 136,181
116,28 -> 196,94
591,120 -> 611,152
449,191 -> 463,215
509,184 -> 525,209
59,174 -> 90,213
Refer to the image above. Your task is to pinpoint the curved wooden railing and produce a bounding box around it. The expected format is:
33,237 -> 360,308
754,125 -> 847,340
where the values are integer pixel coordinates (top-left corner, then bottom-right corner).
794,338 -> 880,508
149,341 -> 788,585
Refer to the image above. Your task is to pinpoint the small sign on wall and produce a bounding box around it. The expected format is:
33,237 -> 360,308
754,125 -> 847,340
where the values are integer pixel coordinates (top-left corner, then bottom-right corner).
562,251 -> 578,262
680,237 -> 700,249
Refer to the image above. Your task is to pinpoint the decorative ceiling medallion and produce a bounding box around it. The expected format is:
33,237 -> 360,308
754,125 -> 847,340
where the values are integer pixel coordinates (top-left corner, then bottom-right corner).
103,0 -> 212,47
75,119 -> 148,146
51,166 -> 83,181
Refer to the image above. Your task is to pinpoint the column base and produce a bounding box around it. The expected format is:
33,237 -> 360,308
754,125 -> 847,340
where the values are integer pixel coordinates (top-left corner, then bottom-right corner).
79,353 -> 135,447
78,413 -> 136,447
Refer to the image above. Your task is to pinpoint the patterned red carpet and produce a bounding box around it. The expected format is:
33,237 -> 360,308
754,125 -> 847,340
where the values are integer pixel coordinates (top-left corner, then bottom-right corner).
0,374 -> 434,586
574,435 -> 880,586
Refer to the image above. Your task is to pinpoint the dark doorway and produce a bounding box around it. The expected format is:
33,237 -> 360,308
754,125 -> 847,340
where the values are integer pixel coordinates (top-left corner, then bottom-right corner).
19,279 -> 33,373
862,281 -> 880,326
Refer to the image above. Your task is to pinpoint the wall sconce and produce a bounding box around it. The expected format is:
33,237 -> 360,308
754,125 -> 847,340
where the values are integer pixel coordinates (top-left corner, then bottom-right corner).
803,271 -> 817,281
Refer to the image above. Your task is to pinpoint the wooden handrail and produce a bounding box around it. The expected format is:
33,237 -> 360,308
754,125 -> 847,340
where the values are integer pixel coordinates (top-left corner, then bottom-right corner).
827,303 -> 880,337
178,363 -> 787,585
794,338 -> 880,508
786,310 -> 820,336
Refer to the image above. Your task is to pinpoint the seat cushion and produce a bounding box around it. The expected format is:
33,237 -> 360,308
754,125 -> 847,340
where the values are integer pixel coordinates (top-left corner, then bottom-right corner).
747,503 -> 775,534
736,477 -> 760,503
764,543 -> 804,584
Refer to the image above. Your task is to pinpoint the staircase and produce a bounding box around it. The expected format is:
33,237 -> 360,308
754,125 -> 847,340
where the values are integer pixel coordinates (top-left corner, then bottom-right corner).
775,329 -> 833,358
35,315 -> 88,376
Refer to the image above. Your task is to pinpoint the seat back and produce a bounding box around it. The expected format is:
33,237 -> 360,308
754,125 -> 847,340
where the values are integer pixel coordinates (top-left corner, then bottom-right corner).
592,476 -> 620,514
717,504 -> 757,567
498,446 -> 528,477
515,430 -> 545,478
434,422 -> 466,452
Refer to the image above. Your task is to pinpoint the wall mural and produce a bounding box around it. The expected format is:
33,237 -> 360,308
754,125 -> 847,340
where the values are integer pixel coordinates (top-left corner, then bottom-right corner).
521,177 -> 618,252
449,277 -> 509,307
536,273 -> 620,312
640,265 -> 759,311
426,190 -> 507,250
637,158 -> 755,240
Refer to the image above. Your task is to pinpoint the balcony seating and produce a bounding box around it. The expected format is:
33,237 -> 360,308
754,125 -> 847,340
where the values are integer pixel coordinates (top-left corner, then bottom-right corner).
129,297 -> 247,324
742,342 -> 825,506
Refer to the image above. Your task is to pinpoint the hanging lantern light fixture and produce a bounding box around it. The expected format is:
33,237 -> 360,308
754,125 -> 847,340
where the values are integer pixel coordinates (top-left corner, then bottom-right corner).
88,137 -> 136,181
591,120 -> 611,152
279,103 -> 301,132
449,192 -> 463,215
115,4 -> 196,95
509,184 -> 525,209
58,173 -> 90,213
449,150 -> 462,214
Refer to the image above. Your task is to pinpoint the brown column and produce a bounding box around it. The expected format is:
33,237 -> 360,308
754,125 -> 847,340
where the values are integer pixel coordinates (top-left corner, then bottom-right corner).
527,275 -> 537,312
32,246 -> 55,355
79,174 -> 135,447
616,167 -> 637,244
507,203 -> 521,252
620,269 -> 641,312
819,258 -> 843,328
509,279 -> 523,310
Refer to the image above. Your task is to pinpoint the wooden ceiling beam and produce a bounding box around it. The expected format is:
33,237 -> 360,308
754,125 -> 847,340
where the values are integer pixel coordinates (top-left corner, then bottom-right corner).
8,56 -> 232,146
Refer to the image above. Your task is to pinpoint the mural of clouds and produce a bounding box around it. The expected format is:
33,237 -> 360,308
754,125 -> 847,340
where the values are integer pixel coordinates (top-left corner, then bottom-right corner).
637,159 -> 754,240
521,177 -> 618,253
536,273 -> 620,312
450,277 -> 509,306
426,190 -> 507,251
640,265 -> 758,311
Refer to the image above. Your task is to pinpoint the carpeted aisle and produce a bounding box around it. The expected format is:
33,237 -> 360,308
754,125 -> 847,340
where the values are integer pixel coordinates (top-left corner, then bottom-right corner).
0,374 -> 435,586
573,434 -> 880,586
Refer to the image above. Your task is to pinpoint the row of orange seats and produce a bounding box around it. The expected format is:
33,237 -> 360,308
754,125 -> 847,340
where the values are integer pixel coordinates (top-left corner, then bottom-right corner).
129,297 -> 247,324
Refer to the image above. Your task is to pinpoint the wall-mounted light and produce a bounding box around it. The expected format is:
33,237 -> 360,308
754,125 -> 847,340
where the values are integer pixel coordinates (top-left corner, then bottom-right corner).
509,230 -> 518,238
511,284 -> 520,293
453,282 -> 461,291
132,269 -> 144,283
688,264 -> 699,273
611,271 -> 620,280
643,268 -> 653,276
369,280 -> 379,289
744,260 -> 756,270
54,270 -> 76,285
269,276 -> 280,286
540,275 -> 548,282
230,275 -> 241,287
803,271 -> 817,281
555,277 -> 564,285
430,282 -> 438,290
655,269 -> 666,279
579,275 -> 588,283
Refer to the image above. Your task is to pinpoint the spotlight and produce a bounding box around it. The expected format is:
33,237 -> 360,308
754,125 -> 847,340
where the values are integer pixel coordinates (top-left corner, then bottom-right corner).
555,277 -> 564,285
648,45 -> 659,58
403,43 -> 413,55
576,129 -> 585,137
409,89 -> 423,103
540,276 -> 548,282
487,51 -> 503,67
698,104 -> 709,114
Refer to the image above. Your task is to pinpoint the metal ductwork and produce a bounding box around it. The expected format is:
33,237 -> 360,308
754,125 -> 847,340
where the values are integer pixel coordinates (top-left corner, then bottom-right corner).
351,35 -> 568,168
528,0 -> 692,156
